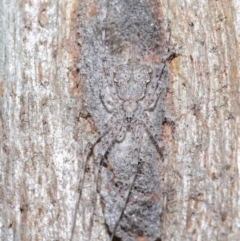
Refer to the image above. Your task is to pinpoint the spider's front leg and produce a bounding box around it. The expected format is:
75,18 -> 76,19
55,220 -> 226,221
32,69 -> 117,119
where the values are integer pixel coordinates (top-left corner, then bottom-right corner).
103,59 -> 118,101
101,24 -> 119,104
110,121 -> 144,240
143,26 -> 175,111
99,89 -> 118,113
100,56 -> 121,113
143,56 -> 170,111
102,50 -> 122,103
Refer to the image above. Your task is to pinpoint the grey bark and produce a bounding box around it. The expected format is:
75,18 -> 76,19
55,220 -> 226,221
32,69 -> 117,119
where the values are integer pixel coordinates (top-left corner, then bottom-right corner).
0,1 -> 239,241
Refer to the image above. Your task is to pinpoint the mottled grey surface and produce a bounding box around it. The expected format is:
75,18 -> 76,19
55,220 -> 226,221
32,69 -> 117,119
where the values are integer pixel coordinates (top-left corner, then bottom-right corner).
78,1 -> 170,240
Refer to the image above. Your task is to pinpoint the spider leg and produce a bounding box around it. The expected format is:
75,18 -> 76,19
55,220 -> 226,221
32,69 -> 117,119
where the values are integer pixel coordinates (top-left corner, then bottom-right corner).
101,13 -> 119,105
99,89 -> 116,113
70,115 -> 118,241
115,123 -> 127,142
110,121 -> 144,240
144,58 -> 169,111
88,122 -> 122,241
144,28 -> 174,111
144,67 -> 158,100
141,113 -> 165,155
102,58 -> 120,104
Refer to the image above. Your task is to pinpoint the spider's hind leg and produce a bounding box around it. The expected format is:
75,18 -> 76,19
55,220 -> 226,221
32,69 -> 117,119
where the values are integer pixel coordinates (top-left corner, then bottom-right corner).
142,113 -> 166,156
88,122 -> 122,241
110,121 -> 144,240
70,115 -> 118,241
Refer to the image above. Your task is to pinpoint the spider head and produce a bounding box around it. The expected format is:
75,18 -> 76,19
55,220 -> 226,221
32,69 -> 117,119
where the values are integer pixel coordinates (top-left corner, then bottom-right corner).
114,62 -> 152,101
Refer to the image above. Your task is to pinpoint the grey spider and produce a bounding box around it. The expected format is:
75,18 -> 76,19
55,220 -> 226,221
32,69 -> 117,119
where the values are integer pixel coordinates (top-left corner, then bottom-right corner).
71,54 -> 172,241
99,60 -> 167,237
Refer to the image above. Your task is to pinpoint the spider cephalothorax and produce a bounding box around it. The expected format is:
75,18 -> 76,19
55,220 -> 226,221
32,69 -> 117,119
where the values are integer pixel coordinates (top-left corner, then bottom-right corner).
112,62 -> 152,125
114,62 -> 152,101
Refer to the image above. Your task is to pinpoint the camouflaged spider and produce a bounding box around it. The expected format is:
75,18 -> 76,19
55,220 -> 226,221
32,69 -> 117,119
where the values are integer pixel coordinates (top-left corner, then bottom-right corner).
70,51 -> 172,241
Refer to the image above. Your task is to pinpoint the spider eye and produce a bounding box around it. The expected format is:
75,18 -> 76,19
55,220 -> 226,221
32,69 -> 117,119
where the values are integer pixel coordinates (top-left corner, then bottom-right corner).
135,74 -> 142,80
120,72 -> 129,80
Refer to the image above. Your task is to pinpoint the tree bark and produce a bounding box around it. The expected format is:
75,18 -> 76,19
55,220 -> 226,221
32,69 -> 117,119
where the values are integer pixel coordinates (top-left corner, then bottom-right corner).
0,0 -> 239,241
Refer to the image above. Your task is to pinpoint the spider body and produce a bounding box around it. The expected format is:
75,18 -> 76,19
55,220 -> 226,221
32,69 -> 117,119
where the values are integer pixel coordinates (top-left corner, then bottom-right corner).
99,59 -> 170,241
99,59 -> 169,148
70,39 -> 172,241
70,55 -> 170,241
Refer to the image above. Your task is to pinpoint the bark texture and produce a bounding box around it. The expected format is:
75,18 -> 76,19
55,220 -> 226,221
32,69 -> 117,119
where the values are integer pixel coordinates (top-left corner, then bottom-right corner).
0,0 -> 239,241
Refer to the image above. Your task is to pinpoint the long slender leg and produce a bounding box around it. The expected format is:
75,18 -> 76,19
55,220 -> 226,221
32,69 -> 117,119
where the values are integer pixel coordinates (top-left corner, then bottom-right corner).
143,29 -> 174,111
110,121 -> 144,240
70,115 -> 117,241
143,55 -> 171,111
99,89 -> 116,113
102,58 -> 120,103
115,123 -> 127,142
88,122 -> 122,241
141,113 -> 165,155
99,26 -> 120,114
145,61 -> 167,100
101,0 -> 119,105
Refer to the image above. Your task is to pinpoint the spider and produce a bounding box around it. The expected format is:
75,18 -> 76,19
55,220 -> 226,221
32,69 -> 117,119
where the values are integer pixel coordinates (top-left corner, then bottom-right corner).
70,49 -> 173,241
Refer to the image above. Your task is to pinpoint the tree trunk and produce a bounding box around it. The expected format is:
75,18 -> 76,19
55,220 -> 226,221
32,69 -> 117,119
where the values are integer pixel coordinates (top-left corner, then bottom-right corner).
0,1 -> 239,241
